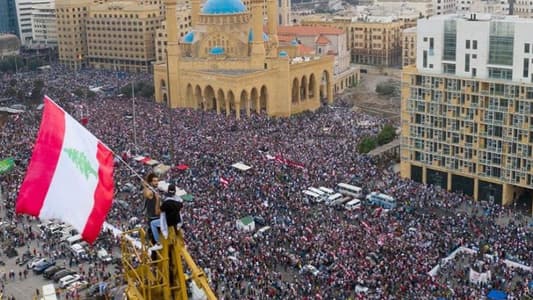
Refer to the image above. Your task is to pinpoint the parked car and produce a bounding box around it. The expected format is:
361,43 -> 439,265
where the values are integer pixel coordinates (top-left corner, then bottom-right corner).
33,259 -> 56,274
43,266 -> 65,279
67,280 -> 89,291
53,269 -> 75,282
27,258 -> 46,270
59,274 -> 81,288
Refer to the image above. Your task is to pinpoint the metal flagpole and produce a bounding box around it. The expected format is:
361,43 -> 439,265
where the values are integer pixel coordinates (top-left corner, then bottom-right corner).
132,82 -> 138,152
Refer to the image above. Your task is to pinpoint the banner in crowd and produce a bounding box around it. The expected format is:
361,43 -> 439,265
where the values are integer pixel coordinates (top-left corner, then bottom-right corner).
0,158 -> 14,174
469,268 -> 491,284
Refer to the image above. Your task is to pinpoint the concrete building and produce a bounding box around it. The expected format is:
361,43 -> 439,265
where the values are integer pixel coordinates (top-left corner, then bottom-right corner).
277,25 -> 360,93
0,0 -> 19,36
32,2 -> 57,47
0,34 -> 21,58
513,0 -> 533,17
401,14 -> 533,210
15,0 -> 52,46
434,0 -> 456,15
55,0 -> 96,69
85,1 -> 163,72
402,26 -> 416,66
301,16 -> 404,67
155,5 -> 192,62
153,0 -> 335,118
468,0 -> 509,15
373,0 -> 434,17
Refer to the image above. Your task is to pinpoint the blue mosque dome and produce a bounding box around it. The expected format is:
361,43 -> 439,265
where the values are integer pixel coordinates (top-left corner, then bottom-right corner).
210,46 -> 225,55
182,31 -> 194,43
248,29 -> 269,42
279,51 -> 288,57
202,0 -> 246,14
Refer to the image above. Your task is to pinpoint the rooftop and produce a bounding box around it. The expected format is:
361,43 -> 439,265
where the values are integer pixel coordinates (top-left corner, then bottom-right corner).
429,13 -> 533,23
278,25 -> 344,36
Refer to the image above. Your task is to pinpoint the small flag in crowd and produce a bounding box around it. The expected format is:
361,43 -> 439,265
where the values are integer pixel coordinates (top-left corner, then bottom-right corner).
0,157 -> 15,174
219,177 -> 230,188
16,96 -> 114,244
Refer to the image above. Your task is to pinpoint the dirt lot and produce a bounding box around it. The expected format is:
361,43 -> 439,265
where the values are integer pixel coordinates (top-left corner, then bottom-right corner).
339,70 -> 401,123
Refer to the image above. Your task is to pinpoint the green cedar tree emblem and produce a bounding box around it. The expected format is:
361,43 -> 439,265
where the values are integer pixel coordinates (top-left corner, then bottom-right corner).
63,148 -> 97,180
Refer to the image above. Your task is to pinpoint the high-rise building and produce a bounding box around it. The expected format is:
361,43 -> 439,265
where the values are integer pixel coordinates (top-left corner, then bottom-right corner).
513,0 -> 533,17
0,0 -> 19,35
85,1 -> 162,72
433,0 -> 456,15
400,14 -> 533,208
55,0 -> 95,69
15,0 -> 51,46
402,26 -> 417,66
155,5 -> 192,62
32,2 -> 57,47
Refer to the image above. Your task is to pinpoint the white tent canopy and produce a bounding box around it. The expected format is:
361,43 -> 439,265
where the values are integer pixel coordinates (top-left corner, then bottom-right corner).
232,162 -> 252,171
153,164 -> 171,175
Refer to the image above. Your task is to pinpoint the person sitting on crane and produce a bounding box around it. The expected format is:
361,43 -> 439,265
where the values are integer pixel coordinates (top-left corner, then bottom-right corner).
149,184 -> 183,252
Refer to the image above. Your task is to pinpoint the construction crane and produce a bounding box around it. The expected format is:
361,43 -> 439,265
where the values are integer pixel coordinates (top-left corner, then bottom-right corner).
121,227 -> 217,300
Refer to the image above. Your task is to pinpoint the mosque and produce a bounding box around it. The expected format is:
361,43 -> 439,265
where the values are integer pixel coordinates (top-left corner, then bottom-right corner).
153,0 -> 335,118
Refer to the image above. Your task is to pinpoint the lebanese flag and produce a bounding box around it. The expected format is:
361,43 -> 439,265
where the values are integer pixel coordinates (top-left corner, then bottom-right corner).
219,177 -> 230,188
16,96 -> 114,244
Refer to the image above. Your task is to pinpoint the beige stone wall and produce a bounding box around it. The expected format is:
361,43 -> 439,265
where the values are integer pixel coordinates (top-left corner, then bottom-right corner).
402,28 -> 416,67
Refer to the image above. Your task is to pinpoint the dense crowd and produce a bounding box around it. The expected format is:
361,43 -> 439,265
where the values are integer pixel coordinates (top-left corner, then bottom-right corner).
0,66 -> 532,299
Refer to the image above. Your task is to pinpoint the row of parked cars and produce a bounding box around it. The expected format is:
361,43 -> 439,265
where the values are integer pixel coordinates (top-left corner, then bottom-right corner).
27,257 -> 88,289
302,183 -> 397,210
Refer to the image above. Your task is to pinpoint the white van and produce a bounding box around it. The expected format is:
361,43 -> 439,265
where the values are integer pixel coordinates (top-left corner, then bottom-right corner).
331,196 -> 352,207
70,244 -> 88,260
345,199 -> 362,211
325,193 -> 343,205
337,183 -> 363,198
303,190 -> 322,203
65,234 -> 82,246
318,187 -> 335,195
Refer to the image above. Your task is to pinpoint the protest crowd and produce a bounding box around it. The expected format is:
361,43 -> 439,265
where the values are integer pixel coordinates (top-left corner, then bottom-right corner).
0,65 -> 532,299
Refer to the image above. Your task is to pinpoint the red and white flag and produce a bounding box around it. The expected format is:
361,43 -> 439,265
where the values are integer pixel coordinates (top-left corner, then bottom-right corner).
219,177 -> 230,188
16,96 -> 114,244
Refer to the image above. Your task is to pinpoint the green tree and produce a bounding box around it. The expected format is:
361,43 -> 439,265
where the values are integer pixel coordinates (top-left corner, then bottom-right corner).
87,90 -> 97,99
375,81 -> 395,96
376,124 -> 397,145
358,136 -> 377,154
73,88 -> 85,98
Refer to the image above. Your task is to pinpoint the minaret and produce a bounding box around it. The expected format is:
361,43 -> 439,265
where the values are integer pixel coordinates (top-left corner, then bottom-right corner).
164,0 -> 181,107
266,0 -> 279,55
191,0 -> 200,27
250,0 -> 266,67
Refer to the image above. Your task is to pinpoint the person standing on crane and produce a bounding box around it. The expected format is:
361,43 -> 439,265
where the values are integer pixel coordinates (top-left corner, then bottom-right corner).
149,184 -> 183,251
143,173 -> 161,249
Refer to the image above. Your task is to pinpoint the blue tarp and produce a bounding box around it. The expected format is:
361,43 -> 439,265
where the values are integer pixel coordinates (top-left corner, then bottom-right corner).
487,290 -> 507,300
528,281 -> 533,289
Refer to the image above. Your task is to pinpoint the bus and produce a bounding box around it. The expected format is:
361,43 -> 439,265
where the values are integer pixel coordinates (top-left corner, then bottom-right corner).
303,190 -> 322,203
344,199 -> 362,211
337,183 -> 363,198
318,187 -> 335,195
308,187 -> 326,197
365,192 -> 396,209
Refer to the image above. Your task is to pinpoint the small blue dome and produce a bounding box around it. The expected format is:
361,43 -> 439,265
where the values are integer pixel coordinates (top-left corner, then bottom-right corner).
202,0 -> 246,14
279,51 -> 288,57
248,29 -> 269,42
210,46 -> 225,55
291,39 -> 299,46
182,31 -> 194,43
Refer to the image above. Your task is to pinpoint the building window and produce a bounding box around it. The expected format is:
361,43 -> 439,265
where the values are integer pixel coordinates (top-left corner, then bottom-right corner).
473,40 -> 477,49
524,58 -> 529,78
443,20 -> 457,61
525,43 -> 530,53
429,37 -> 434,50
488,22 -> 514,66
465,54 -> 470,72
466,39 -> 470,49
423,50 -> 428,68
488,67 -> 512,80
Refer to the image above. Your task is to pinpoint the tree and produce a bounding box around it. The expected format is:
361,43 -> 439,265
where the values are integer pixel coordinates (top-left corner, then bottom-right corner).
375,81 -> 395,96
73,88 -> 85,98
358,136 -> 377,154
376,124 -> 397,145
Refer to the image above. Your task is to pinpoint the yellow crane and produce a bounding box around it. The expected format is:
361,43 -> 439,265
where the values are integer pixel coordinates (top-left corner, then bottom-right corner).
121,227 -> 217,300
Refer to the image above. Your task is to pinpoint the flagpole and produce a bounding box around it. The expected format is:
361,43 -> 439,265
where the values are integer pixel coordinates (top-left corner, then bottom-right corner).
132,82 -> 138,152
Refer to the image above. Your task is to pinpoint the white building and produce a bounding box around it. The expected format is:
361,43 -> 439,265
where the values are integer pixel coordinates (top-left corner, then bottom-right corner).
513,0 -> 533,17
468,0 -> 509,15
434,0 -> 456,15
15,0 -> 53,46
31,2 -> 57,47
417,14 -> 533,83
